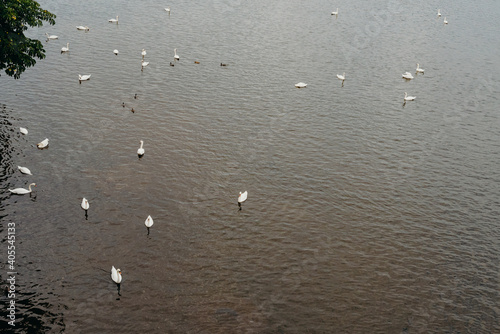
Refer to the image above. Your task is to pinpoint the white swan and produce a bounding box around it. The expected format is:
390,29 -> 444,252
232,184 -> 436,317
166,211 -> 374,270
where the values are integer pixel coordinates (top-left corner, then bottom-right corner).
20,127 -> 28,135
141,60 -> 149,70
142,49 -> 147,57
76,26 -> 90,31
331,8 -> 338,15
402,72 -> 414,80
111,266 -> 122,284
444,17 -> 448,24
18,166 -> 32,175
79,74 -> 91,83
416,63 -> 424,74
113,49 -> 119,55
81,198 -> 89,210
295,82 -> 307,88
9,183 -> 36,195
404,92 -> 416,101
37,138 -> 49,149
238,191 -> 248,210
108,15 -> 119,23
137,140 -> 145,156
145,215 -> 154,228
61,43 -> 69,53
165,7 -> 171,13
337,72 -> 345,81
45,33 -> 58,40
437,9 -> 441,17
174,48 -> 179,60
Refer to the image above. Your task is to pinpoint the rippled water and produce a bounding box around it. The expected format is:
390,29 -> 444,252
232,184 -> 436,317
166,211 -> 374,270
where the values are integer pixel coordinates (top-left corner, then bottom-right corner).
1,0 -> 499,332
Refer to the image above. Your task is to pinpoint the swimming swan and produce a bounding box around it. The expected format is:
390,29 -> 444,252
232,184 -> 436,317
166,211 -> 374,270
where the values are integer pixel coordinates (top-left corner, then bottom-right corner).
18,166 -> 32,175
9,183 -> 36,195
137,140 -> 145,156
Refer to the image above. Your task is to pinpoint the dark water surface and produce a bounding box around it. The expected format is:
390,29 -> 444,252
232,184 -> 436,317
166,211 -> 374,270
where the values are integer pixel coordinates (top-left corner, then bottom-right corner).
1,0 -> 500,332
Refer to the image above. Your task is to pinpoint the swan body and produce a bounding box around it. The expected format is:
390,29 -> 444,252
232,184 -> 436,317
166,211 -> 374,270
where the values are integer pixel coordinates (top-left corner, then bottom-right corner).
137,140 -> 145,156
45,33 -> 58,40
61,43 -> 69,53
79,74 -> 91,82
37,138 -> 49,148
20,127 -> 28,135
437,9 -> 441,17
81,198 -> 89,210
331,8 -> 338,15
113,49 -> 119,55
404,92 -> 416,101
295,82 -> 307,88
337,72 -> 345,80
76,26 -> 90,31
238,191 -> 248,203
416,63 -> 424,74
145,215 -> 154,228
9,183 -> 36,195
402,72 -> 414,80
165,7 -> 170,13
174,48 -> 179,60
108,15 -> 119,23
18,166 -> 32,175
141,49 -> 147,57
111,266 -> 122,284
444,17 -> 448,24
141,60 -> 149,70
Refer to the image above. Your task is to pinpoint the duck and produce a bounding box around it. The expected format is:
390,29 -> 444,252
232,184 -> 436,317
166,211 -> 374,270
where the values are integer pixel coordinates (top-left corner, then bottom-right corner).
295,82 -> 307,88
17,166 -> 32,175
76,26 -> 90,31
402,72 -> 413,80
174,48 -> 179,60
194,61 -> 200,64
79,74 -> 91,83
220,63 -> 227,66
111,266 -> 122,284
170,62 -> 174,67
404,92 -> 416,101
45,33 -> 58,40
416,63 -> 424,74
108,15 -> 119,23
20,127 -> 28,135
37,138 -> 49,149
137,140 -> 145,157
238,191 -> 248,210
8,183 -> 36,195
61,43 -> 69,53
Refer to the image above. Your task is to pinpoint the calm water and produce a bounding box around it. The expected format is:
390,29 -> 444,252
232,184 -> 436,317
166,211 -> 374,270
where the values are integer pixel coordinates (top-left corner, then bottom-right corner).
1,0 -> 500,332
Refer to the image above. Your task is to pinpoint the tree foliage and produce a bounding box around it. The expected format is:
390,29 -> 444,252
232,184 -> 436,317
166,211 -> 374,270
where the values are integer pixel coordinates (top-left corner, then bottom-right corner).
0,0 -> 56,79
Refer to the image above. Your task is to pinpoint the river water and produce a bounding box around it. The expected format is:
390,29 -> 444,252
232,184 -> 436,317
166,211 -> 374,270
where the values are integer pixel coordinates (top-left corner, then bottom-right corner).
1,0 -> 499,332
